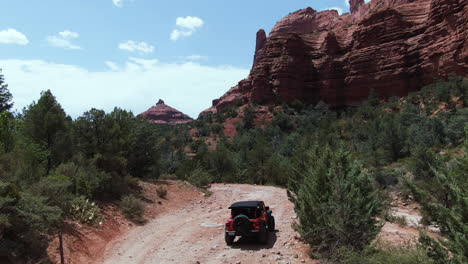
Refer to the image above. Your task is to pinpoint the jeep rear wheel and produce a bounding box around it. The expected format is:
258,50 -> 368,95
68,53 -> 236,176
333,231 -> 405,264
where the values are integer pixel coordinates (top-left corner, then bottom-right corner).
225,232 -> 235,245
258,223 -> 268,244
268,215 -> 275,232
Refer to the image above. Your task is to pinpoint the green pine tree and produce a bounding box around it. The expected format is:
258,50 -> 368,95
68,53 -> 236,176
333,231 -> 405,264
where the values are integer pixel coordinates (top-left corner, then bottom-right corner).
291,145 -> 383,257
0,69 -> 13,113
21,90 -> 72,174
406,124 -> 468,264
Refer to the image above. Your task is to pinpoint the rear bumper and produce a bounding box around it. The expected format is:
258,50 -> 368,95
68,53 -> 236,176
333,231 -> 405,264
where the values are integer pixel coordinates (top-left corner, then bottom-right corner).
225,230 -> 260,236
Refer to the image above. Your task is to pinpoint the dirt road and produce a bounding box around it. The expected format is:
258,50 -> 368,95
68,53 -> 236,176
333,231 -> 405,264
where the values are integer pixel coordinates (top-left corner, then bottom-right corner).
100,183 -> 312,264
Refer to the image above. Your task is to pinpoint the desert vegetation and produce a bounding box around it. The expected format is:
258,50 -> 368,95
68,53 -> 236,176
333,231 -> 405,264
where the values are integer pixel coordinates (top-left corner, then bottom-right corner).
0,69 -> 190,262
0,66 -> 466,263
184,76 -> 467,263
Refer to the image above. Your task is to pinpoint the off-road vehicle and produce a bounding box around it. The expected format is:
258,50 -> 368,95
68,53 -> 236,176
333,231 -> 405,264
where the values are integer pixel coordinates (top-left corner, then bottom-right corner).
224,201 -> 275,245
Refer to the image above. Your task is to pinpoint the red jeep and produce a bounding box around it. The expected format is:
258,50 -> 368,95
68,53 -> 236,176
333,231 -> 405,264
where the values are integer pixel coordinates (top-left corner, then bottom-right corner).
224,201 -> 275,245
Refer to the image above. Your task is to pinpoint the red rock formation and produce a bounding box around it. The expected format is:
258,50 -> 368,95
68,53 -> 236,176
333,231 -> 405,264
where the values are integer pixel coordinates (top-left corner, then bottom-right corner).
202,0 -> 467,115
139,99 -> 193,125
350,0 -> 365,14
253,29 -> 267,67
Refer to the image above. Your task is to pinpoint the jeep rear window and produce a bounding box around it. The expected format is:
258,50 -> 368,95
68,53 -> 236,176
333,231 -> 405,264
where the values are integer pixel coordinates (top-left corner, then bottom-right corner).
231,208 -> 259,219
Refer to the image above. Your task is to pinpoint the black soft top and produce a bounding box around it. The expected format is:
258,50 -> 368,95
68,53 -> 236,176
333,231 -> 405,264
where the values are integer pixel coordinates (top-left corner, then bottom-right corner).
229,201 -> 264,209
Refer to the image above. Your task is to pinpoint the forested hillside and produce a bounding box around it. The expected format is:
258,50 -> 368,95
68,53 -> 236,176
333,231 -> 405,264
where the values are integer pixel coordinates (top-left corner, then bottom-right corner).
0,68 -> 466,263
0,69 -> 191,262
186,76 -> 468,263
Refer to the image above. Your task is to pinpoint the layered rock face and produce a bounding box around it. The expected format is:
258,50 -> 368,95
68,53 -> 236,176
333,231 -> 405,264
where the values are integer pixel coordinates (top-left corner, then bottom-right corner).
204,0 -> 467,114
139,99 -> 193,125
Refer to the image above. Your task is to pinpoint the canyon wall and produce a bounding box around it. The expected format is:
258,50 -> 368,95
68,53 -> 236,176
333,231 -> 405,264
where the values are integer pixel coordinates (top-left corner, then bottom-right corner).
203,0 -> 467,115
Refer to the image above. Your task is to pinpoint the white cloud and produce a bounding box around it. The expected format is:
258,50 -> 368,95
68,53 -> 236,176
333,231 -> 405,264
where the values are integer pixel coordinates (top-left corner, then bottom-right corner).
328,7 -> 344,15
118,40 -> 154,54
176,16 -> 204,30
170,16 -> 204,41
112,0 -> 123,7
59,30 -> 79,39
170,29 -> 193,41
1,59 -> 249,118
47,30 -> 81,50
112,0 -> 134,8
345,0 -> 350,7
184,55 -> 207,61
0,29 -> 29,45
105,61 -> 119,71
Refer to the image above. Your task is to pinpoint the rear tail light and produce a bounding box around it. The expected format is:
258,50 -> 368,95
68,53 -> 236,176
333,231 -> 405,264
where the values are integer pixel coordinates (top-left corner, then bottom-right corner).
226,221 -> 234,231
252,220 -> 260,230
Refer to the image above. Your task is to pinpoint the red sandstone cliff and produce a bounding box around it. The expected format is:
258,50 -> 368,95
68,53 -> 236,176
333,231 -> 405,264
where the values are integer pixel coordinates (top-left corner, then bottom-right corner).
202,0 -> 467,115
140,99 -> 193,125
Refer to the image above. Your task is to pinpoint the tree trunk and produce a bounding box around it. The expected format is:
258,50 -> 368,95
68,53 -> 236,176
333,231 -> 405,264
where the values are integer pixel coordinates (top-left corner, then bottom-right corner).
59,231 -> 65,264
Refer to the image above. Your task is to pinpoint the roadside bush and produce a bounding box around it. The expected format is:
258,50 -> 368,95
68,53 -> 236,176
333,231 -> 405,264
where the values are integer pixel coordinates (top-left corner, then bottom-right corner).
31,174 -> 75,209
0,188 -> 62,259
156,185 -> 167,199
334,243 -> 435,264
120,195 -> 145,224
384,212 -> 408,227
406,148 -> 468,263
159,174 -> 177,180
187,167 -> 213,188
54,161 -> 108,199
291,146 -> 383,258
68,196 -> 104,226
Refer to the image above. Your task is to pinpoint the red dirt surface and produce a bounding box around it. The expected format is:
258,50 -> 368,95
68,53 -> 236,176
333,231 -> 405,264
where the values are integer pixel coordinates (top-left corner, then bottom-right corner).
100,184 -> 314,264
47,181 -> 202,264
47,182 -> 439,264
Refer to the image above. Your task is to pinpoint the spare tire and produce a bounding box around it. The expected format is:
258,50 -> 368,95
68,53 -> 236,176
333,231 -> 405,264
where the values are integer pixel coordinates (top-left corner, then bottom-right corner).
232,214 -> 252,236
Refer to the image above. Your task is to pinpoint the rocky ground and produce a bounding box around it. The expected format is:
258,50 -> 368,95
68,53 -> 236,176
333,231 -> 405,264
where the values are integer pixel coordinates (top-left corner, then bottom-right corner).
100,183 -> 313,264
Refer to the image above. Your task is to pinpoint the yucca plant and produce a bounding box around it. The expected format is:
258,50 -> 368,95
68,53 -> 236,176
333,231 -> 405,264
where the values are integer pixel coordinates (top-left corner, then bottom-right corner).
69,196 -> 104,226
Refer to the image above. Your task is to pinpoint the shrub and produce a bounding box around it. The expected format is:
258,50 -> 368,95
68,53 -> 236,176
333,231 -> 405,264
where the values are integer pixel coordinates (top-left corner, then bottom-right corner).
120,195 -> 145,224
445,108 -> 468,145
159,174 -> 177,180
291,146 -> 383,258
242,105 -> 255,130
408,147 -> 441,181
335,243 -> 435,264
384,212 -> 408,227
187,167 -> 213,188
272,111 -> 295,132
211,123 -> 224,134
406,157 -> 468,263
156,185 -> 167,199
68,196 -> 104,226
54,161 -> 108,199
374,168 -> 400,188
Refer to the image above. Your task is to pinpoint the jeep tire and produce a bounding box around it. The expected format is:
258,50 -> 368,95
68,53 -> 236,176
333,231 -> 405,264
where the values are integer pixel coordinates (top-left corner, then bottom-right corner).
258,223 -> 268,244
268,215 -> 275,232
225,232 -> 235,245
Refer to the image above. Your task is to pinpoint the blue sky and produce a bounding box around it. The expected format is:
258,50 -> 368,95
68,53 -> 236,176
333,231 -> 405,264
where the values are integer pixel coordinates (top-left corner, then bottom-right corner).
0,0 -> 354,118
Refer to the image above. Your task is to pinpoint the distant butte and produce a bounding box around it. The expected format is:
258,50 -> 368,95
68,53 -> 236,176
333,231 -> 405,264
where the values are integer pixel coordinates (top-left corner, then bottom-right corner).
139,99 -> 193,125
